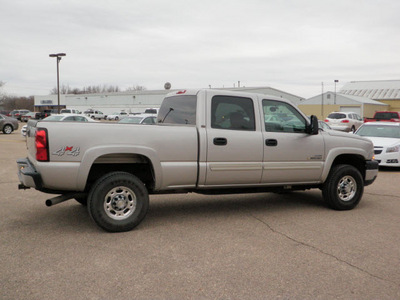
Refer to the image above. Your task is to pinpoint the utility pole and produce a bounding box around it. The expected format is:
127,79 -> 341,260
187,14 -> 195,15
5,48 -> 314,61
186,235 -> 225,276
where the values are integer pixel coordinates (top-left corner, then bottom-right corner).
49,53 -> 66,114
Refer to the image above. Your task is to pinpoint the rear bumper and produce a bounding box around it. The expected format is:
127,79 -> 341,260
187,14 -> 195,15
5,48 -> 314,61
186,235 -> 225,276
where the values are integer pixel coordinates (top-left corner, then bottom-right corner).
364,160 -> 379,186
17,158 -> 42,190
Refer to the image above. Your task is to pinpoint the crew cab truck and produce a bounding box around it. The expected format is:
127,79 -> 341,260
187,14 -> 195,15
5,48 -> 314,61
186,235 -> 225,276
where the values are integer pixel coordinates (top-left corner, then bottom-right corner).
17,89 -> 379,232
364,111 -> 400,123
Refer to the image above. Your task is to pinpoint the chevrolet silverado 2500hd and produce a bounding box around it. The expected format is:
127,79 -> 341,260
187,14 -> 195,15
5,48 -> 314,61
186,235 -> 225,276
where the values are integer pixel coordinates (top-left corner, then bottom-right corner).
17,89 -> 379,232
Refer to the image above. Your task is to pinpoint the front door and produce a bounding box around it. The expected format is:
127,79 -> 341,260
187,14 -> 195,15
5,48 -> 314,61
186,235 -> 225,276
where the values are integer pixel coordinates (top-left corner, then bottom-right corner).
261,99 -> 324,184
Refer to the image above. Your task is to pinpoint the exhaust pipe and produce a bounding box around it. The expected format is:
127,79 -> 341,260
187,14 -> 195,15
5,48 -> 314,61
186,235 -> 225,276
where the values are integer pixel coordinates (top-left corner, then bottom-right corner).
45,193 -> 79,207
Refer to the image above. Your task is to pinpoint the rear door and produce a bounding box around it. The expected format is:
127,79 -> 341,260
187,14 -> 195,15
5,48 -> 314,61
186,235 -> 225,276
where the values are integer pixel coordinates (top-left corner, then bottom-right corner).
204,91 -> 263,185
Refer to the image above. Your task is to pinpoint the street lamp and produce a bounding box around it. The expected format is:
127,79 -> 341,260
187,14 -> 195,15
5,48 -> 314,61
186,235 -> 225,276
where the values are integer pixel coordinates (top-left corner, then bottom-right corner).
49,53 -> 66,113
334,79 -> 339,105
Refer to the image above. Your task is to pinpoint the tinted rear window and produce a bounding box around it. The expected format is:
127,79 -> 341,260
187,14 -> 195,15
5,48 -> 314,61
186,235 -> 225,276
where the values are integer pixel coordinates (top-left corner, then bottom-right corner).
157,95 -> 197,125
328,113 -> 346,119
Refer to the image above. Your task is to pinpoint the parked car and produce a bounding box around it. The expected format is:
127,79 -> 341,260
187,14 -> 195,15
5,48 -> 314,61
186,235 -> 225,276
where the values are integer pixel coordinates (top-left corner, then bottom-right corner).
21,124 -> 27,137
84,109 -> 106,120
60,108 -> 81,114
107,111 -> 128,121
355,122 -> 400,167
42,114 -> 99,122
22,114 -> 97,137
21,112 -> 38,122
118,114 -> 157,124
0,114 -> 19,134
10,109 -> 30,121
0,110 -> 10,116
325,112 -> 363,132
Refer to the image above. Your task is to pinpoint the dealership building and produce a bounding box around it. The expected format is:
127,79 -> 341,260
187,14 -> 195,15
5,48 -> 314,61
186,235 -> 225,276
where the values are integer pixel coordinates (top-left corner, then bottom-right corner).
33,80 -> 400,118
34,86 -> 305,115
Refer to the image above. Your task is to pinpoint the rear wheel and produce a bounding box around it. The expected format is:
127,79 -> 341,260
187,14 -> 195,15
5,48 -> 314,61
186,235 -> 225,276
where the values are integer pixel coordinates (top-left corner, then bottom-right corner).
88,172 -> 149,232
3,124 -> 13,134
322,164 -> 363,210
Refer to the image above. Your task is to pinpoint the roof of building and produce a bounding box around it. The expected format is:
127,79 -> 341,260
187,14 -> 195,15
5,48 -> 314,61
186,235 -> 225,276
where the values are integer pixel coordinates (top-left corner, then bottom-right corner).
339,80 -> 400,100
301,91 -> 388,106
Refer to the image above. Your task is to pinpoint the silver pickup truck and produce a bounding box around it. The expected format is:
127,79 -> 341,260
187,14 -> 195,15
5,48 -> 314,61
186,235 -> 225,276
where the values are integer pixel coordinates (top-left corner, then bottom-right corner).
17,89 -> 379,232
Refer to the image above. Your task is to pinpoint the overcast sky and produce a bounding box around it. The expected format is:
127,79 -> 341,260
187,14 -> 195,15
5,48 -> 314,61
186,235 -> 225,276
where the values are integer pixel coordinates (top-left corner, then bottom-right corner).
1,0 -> 399,98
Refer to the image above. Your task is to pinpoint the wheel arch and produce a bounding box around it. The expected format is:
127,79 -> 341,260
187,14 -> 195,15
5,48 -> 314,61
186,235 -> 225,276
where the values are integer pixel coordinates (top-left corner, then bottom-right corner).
77,146 -> 162,192
322,153 -> 366,182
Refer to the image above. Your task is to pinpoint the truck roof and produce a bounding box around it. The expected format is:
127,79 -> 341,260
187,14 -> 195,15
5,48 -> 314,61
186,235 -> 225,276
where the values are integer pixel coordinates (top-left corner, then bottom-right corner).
165,88 -> 293,103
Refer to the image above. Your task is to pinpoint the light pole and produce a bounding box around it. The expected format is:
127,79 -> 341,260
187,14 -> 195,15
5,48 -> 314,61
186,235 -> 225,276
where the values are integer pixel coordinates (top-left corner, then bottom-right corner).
334,79 -> 339,105
49,53 -> 66,113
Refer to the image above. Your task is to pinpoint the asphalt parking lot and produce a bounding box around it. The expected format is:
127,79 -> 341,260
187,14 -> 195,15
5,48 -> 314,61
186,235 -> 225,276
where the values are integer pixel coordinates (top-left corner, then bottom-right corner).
1,126 -> 400,300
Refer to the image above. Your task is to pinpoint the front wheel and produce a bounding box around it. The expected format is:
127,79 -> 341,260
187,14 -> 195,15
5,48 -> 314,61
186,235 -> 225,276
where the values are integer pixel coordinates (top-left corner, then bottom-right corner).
3,124 -> 13,134
322,164 -> 364,210
88,172 -> 149,232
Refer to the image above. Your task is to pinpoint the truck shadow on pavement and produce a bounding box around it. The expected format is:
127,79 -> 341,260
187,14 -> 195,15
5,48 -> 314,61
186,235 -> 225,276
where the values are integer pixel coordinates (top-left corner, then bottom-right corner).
144,191 -> 327,228
19,191 -> 328,233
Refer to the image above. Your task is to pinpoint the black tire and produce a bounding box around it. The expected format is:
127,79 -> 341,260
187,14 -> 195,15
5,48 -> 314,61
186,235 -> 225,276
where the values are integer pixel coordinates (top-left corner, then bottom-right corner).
87,172 -> 149,232
3,124 -> 13,134
322,164 -> 364,210
351,126 -> 356,133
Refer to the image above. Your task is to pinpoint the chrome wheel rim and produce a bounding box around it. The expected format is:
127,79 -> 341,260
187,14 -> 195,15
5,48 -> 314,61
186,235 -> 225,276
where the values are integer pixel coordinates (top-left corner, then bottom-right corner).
337,175 -> 356,202
4,126 -> 12,134
104,186 -> 137,220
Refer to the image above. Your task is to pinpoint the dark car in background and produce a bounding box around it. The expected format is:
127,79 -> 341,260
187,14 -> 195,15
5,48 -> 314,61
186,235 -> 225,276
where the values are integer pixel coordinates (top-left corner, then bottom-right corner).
10,109 -> 30,121
0,114 -> 19,134
21,112 -> 37,122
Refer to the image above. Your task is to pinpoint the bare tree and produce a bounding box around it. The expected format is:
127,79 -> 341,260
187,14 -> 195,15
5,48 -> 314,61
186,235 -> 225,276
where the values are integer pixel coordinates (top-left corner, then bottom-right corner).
51,84 -> 146,95
1,96 -> 34,111
126,85 -> 146,92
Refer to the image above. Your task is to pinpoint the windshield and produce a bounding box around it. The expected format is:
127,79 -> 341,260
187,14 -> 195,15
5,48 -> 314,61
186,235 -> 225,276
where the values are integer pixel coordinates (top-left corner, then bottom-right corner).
356,125 -> 400,138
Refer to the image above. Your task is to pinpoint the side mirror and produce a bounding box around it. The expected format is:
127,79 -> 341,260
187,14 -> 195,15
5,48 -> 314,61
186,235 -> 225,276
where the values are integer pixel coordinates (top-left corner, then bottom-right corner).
307,115 -> 319,135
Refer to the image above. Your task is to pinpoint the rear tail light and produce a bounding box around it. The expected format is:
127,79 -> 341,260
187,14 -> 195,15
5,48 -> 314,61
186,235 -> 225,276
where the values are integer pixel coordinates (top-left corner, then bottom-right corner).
341,120 -> 350,123
324,119 -> 329,122
36,128 -> 49,161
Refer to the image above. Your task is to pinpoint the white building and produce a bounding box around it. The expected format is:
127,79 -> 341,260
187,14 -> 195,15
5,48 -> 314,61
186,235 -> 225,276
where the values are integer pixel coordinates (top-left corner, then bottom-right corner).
34,86 -> 305,115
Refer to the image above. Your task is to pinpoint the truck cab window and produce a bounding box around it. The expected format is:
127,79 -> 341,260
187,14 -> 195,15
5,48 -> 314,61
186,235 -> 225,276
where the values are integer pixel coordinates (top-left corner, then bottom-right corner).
157,95 -> 197,125
263,99 -> 306,133
211,96 -> 255,131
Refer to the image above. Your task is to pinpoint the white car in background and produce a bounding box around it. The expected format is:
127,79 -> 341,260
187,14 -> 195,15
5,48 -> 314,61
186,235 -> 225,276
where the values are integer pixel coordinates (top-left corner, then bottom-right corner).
21,114 -> 97,137
43,114 -> 99,122
118,114 -> 157,125
355,122 -> 400,167
106,112 -> 129,121
325,112 -> 363,132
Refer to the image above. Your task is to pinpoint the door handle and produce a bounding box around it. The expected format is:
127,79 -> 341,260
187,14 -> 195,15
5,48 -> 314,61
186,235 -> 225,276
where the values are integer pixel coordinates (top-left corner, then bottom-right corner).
265,139 -> 278,146
214,137 -> 227,146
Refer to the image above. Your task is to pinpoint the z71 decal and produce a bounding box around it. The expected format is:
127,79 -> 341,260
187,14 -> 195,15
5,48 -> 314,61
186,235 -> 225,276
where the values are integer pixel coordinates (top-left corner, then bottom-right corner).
52,146 -> 80,157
